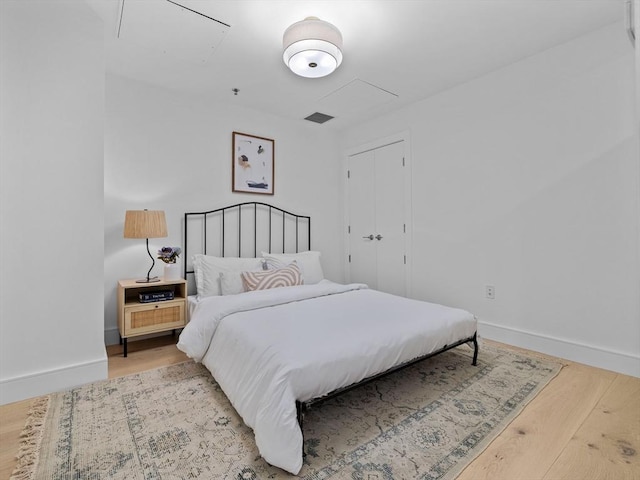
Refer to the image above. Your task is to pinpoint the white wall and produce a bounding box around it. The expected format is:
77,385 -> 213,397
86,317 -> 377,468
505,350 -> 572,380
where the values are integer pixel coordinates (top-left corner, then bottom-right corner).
0,1 -> 108,404
340,22 -> 640,377
104,75 -> 344,344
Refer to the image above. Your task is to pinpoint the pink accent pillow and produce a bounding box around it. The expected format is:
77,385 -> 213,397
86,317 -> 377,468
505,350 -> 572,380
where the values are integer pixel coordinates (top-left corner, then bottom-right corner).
241,262 -> 303,291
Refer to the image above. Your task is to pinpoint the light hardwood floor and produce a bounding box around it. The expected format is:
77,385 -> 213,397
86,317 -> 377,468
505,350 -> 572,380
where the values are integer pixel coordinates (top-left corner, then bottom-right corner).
1,337 -> 638,479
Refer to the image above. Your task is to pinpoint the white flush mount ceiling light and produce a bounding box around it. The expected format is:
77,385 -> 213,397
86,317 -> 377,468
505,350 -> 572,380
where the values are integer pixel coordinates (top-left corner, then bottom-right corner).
283,16 -> 343,78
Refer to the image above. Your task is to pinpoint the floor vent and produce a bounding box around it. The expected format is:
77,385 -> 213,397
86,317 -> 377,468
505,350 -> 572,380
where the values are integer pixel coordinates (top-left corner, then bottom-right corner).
304,112 -> 334,124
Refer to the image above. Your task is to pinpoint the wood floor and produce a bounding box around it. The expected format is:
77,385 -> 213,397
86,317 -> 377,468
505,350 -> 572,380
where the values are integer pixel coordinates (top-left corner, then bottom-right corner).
1,337 -> 638,479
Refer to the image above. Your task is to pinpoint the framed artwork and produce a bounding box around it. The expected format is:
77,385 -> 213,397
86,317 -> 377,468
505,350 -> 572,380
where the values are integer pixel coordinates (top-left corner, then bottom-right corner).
232,131 -> 274,195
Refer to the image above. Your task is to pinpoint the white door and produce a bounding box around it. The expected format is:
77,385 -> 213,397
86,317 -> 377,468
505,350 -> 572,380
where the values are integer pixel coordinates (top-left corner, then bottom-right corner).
347,141 -> 406,296
348,149 -> 378,289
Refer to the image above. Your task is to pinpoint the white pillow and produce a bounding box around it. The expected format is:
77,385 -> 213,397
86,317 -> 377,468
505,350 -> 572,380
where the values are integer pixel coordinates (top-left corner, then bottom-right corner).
261,251 -> 324,284
192,255 -> 264,298
219,267 -> 265,295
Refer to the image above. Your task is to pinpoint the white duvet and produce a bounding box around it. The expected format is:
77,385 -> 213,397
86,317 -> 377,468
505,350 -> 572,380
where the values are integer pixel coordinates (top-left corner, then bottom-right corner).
177,280 -> 477,474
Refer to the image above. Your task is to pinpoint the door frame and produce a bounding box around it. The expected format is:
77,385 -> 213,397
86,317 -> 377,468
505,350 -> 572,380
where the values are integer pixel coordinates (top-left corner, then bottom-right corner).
343,130 -> 413,297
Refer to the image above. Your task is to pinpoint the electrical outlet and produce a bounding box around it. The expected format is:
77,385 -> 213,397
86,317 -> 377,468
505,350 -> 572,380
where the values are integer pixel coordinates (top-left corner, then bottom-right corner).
485,285 -> 495,299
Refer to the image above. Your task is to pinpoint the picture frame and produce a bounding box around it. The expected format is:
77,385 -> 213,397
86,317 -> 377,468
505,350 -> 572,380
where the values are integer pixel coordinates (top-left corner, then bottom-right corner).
232,131 -> 274,195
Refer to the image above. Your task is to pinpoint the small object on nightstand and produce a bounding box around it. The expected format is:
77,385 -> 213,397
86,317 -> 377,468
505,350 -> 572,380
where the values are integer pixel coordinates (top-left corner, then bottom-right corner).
158,246 -> 182,281
117,278 -> 187,357
139,290 -> 174,303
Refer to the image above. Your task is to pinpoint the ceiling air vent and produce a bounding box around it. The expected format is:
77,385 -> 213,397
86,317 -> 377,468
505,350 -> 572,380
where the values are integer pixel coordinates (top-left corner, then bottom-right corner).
304,112 -> 334,124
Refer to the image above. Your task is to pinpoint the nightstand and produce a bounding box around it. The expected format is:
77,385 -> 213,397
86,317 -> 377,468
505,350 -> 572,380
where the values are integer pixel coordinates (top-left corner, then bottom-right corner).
117,278 -> 187,357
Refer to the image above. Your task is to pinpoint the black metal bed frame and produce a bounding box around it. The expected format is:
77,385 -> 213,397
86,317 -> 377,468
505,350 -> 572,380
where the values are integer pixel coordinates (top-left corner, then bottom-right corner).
183,201 -> 478,457
183,202 -> 311,280
296,334 -> 478,454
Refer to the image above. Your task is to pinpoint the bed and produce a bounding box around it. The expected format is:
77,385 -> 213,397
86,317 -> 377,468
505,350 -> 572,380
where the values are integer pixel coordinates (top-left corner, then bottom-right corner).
177,202 -> 478,475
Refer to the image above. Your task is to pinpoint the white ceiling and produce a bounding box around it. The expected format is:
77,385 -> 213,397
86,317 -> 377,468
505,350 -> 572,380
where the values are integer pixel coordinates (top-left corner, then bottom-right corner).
87,0 -> 624,129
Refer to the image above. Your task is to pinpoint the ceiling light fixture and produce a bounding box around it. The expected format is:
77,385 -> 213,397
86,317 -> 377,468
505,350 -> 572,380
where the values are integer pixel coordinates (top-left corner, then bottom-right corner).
283,16 -> 343,78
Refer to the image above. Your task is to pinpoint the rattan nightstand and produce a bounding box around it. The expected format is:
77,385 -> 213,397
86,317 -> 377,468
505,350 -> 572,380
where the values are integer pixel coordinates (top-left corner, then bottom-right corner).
117,278 -> 187,357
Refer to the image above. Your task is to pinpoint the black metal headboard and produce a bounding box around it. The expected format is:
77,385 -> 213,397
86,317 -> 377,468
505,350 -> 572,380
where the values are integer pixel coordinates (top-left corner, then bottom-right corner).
183,202 -> 311,280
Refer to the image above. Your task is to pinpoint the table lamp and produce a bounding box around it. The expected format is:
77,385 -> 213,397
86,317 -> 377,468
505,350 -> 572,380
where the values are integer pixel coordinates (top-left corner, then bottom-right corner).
123,209 -> 168,283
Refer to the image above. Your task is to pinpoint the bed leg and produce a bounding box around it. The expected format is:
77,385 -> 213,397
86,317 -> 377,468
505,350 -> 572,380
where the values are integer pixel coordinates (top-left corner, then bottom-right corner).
296,401 -> 306,457
472,333 -> 478,366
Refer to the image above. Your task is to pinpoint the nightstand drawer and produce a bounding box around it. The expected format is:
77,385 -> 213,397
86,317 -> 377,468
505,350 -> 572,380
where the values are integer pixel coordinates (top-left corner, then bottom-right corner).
124,302 -> 185,336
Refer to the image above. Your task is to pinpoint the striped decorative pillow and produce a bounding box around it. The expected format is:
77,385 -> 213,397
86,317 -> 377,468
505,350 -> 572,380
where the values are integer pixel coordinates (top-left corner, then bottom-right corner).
241,262 -> 303,291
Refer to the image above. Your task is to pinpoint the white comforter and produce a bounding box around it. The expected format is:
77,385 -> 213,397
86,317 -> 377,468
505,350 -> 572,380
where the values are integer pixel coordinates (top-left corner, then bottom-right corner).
177,281 -> 477,474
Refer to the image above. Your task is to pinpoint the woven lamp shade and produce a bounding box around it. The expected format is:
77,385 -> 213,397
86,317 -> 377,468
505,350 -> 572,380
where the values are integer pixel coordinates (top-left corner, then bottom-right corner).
123,210 -> 168,239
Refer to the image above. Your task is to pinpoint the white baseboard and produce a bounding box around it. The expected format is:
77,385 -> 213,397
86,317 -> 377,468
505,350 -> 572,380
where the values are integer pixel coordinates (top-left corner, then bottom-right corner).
104,326 -> 120,346
0,357 -> 108,405
478,320 -> 640,378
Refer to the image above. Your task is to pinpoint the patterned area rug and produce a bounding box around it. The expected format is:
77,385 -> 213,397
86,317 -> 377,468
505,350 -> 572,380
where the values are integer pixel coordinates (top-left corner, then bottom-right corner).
12,343 -> 561,480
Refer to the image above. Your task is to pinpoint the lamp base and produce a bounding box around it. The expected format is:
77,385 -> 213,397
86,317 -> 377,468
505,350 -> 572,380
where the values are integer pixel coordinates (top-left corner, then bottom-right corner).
135,276 -> 161,283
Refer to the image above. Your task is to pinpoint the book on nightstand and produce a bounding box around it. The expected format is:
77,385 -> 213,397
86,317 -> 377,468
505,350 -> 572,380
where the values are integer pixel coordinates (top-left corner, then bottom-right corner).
139,290 -> 175,303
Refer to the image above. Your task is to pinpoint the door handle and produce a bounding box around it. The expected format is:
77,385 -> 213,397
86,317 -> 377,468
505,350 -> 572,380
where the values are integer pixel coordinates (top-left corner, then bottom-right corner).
362,234 -> 374,240
375,234 -> 383,240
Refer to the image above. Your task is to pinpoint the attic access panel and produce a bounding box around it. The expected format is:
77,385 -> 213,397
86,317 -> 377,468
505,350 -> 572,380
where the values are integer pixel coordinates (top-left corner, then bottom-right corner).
318,79 -> 398,117
117,0 -> 229,63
